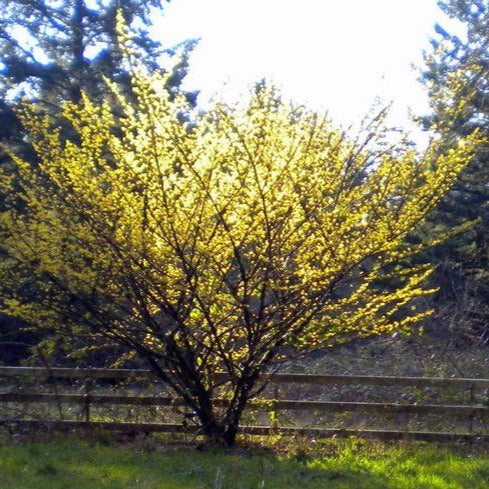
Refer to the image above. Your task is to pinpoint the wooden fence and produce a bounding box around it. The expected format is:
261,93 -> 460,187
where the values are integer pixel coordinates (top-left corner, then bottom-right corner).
1,366 -> 489,442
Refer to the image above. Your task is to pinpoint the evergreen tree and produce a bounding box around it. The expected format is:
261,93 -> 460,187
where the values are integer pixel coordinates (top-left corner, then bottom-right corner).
0,0 -> 197,102
421,0 -> 489,343
0,0 -> 197,156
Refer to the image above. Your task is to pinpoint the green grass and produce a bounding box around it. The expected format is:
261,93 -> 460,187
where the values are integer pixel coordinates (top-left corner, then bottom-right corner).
1,437 -> 489,488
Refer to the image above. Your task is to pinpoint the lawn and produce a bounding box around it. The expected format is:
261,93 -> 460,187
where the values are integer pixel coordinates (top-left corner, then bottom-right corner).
1,436 -> 489,489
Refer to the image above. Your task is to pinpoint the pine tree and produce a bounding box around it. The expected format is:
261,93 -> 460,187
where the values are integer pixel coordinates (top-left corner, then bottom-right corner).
421,0 -> 489,343
0,0 -> 197,156
0,0 -> 197,102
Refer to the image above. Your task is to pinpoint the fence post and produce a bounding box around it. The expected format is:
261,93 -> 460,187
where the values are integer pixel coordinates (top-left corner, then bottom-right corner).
83,377 -> 93,423
273,383 -> 281,401
468,384 -> 476,434
401,407 -> 411,432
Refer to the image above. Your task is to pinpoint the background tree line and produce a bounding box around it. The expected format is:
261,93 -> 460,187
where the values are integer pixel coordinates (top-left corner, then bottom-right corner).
421,0 -> 489,345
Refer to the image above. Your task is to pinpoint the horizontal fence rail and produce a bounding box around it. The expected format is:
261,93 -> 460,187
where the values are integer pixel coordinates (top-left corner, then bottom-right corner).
1,366 -> 489,442
1,392 -> 488,417
2,419 -> 489,443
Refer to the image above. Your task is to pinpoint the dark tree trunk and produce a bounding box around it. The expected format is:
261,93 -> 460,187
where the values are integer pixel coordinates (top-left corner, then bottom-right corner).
70,0 -> 86,104
200,419 -> 238,447
143,348 -> 262,447
194,372 -> 258,447
193,391 -> 239,447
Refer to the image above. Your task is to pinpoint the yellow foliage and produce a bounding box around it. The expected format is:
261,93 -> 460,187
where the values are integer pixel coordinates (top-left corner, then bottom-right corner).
0,66 -> 480,378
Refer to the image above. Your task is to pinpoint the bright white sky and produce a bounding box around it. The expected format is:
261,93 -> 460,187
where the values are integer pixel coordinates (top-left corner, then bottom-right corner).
153,0 -> 463,143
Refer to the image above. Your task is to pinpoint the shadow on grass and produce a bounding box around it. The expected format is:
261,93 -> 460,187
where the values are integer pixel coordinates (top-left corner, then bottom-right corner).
1,437 -> 489,489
